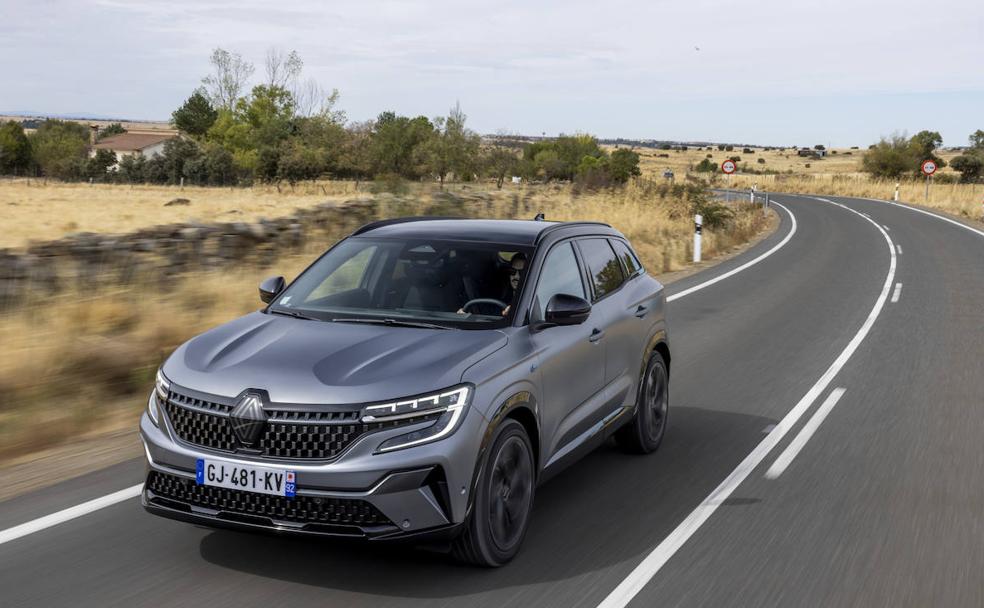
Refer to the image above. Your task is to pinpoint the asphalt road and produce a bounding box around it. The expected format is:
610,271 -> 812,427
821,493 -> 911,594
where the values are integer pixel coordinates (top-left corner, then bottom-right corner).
2,193 -> 982,608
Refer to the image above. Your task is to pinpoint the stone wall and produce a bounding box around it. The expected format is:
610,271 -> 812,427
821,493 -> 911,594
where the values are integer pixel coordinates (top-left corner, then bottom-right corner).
0,198 -> 380,309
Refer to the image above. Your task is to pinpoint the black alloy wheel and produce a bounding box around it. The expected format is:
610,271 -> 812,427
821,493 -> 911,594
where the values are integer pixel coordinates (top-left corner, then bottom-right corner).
615,352 -> 670,454
452,419 -> 535,566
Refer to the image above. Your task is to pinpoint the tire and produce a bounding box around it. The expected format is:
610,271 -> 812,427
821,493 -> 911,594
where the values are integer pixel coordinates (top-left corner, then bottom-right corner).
452,419 -> 535,567
615,351 -> 669,454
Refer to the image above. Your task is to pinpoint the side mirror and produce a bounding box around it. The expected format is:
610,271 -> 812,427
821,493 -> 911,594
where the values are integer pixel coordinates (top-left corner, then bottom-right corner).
259,276 -> 286,304
543,293 -> 591,326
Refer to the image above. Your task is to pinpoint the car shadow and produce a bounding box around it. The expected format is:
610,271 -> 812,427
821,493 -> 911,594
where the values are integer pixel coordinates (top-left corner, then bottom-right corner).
198,405 -> 774,599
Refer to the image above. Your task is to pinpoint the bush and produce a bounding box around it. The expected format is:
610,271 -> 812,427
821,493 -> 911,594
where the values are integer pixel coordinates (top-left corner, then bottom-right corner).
757,158 -> 766,164
695,158 -> 716,173
950,154 -> 983,183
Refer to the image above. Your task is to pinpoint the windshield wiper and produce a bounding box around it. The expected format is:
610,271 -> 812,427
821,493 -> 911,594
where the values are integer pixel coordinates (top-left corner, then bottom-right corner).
268,308 -> 319,321
331,317 -> 453,330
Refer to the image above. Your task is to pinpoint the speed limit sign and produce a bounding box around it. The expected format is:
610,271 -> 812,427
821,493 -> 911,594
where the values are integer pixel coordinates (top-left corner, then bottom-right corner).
921,160 -> 937,176
721,159 -> 737,174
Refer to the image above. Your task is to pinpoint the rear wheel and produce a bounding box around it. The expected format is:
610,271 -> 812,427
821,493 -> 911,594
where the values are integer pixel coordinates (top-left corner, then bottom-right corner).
615,351 -> 669,454
452,419 -> 535,566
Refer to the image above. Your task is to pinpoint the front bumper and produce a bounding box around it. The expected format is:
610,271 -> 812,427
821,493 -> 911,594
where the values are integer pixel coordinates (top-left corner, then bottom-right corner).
140,400 -> 486,539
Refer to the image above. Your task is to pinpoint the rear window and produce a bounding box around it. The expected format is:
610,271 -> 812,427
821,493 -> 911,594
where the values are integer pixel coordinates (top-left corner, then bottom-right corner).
577,238 -> 625,300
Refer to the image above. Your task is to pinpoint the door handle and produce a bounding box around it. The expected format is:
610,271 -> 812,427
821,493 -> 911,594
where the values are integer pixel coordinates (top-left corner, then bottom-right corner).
589,328 -> 605,343
635,305 -> 649,318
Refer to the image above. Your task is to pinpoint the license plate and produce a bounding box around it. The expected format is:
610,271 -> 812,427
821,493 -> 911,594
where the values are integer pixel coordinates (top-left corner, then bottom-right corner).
196,458 -> 296,498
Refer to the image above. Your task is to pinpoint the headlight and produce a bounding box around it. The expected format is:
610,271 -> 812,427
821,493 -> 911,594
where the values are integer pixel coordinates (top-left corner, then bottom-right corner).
365,385 -> 472,452
149,368 -> 169,426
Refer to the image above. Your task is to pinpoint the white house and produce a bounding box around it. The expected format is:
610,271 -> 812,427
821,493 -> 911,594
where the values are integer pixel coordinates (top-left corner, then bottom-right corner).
89,132 -> 178,165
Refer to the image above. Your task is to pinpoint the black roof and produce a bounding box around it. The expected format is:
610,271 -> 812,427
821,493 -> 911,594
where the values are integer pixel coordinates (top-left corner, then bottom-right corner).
353,218 -> 615,247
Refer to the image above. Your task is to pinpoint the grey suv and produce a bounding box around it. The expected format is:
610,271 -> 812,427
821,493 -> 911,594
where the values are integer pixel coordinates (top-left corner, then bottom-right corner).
141,217 -> 670,566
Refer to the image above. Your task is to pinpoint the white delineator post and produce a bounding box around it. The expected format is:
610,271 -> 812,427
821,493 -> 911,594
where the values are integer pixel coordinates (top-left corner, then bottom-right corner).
894,183 -> 900,202
693,214 -> 703,263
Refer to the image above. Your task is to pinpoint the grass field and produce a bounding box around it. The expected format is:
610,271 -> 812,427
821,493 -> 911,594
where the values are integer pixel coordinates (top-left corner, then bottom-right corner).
0,180 -> 772,463
0,179 -> 363,248
625,146 -> 983,221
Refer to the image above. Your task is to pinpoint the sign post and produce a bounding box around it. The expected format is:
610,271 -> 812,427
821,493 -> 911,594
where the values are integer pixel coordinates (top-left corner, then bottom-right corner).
921,160 -> 937,202
721,159 -> 737,202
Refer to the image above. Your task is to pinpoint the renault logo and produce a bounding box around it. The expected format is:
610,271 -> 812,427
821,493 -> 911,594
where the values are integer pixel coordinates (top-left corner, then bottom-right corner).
230,393 -> 267,447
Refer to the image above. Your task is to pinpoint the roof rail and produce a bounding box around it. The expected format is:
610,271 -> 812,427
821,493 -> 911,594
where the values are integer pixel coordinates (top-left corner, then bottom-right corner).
534,221 -> 613,245
352,216 -> 464,236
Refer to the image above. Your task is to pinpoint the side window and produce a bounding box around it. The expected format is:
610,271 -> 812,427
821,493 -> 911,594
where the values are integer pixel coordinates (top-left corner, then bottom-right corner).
533,243 -> 586,320
578,238 -> 625,300
611,239 -> 642,277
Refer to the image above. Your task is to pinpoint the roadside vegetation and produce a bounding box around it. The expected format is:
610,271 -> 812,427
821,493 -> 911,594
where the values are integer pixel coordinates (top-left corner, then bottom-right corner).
0,180 -> 770,464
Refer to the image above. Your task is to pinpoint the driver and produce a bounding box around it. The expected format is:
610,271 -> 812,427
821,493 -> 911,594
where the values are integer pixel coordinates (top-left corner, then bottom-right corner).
458,252 -> 527,317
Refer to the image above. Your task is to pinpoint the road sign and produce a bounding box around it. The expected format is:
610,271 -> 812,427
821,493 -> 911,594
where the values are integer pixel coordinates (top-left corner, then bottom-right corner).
921,160 -> 937,176
721,159 -> 737,174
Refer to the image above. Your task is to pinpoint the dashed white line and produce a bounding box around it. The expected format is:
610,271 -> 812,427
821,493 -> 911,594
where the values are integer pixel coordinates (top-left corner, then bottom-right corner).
596,198 -> 897,608
0,484 -> 143,546
765,388 -> 847,479
668,201 -> 796,302
892,282 -> 903,303
864,198 -> 984,239
897,244 -> 903,254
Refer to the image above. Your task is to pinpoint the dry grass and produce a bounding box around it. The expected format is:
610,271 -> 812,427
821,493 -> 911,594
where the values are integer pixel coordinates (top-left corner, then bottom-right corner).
0,182 -> 770,462
726,174 -> 984,221
622,146 -> 982,222
626,145 -> 966,178
0,179 -> 365,248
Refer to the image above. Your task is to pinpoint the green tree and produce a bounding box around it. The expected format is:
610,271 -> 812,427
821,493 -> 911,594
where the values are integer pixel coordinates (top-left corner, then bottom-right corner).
969,129 -> 984,150
86,148 -> 117,178
950,155 -> 983,183
172,90 -> 218,137
424,103 -> 481,187
96,123 -> 126,140
485,145 -> 518,189
370,112 -> 434,179
29,119 -> 89,179
0,121 -> 33,175
862,132 -> 946,179
608,148 -> 641,183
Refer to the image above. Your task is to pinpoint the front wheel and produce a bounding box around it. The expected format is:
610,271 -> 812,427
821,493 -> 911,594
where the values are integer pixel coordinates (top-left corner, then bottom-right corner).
452,419 -> 535,566
615,351 -> 669,454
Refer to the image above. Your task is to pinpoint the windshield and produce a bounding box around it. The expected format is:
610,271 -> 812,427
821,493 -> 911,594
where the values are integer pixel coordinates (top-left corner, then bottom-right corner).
268,237 -> 533,329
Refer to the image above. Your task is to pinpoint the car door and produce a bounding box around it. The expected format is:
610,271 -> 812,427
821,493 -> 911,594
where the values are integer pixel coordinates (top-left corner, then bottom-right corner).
574,238 -> 627,387
604,238 -> 656,396
528,241 -> 605,462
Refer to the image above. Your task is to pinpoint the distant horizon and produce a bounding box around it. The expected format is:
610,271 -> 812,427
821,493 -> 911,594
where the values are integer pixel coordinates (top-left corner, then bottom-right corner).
4,108 -> 970,151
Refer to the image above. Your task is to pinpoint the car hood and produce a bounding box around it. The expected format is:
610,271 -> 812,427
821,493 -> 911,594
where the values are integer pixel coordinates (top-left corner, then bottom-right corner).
163,312 -> 507,406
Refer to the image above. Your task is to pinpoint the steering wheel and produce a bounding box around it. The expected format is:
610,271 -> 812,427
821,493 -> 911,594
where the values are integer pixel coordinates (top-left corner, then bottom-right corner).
460,298 -> 509,313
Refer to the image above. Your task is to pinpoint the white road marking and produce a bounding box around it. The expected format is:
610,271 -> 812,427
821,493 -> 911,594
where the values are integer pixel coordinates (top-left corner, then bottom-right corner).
864,198 -> 984,239
765,388 -> 847,479
0,484 -> 143,546
667,201 -> 797,302
762,424 -> 776,434
892,283 -> 903,303
884,225 -> 890,231
597,197 -> 897,608
897,245 -> 902,254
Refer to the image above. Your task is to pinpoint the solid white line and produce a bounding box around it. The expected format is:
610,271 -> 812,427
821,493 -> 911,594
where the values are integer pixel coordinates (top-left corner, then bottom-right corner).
891,282 -> 902,303
597,197 -> 897,608
863,198 -> 984,239
667,201 -> 796,302
764,388 -> 847,479
0,484 -> 143,546
897,244 -> 902,254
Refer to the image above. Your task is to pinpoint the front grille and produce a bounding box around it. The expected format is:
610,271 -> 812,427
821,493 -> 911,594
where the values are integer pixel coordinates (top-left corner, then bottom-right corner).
162,388 -> 441,460
146,471 -> 392,528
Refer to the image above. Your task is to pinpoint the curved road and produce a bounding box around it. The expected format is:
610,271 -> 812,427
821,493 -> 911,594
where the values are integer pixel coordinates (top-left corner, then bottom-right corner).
2,193 -> 983,607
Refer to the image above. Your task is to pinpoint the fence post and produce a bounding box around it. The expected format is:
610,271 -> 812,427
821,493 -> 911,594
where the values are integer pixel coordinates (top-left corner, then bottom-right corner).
693,214 -> 703,263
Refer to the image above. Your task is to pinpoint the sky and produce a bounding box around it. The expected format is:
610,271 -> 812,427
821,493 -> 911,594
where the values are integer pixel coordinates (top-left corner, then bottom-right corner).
1,0 -> 982,147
